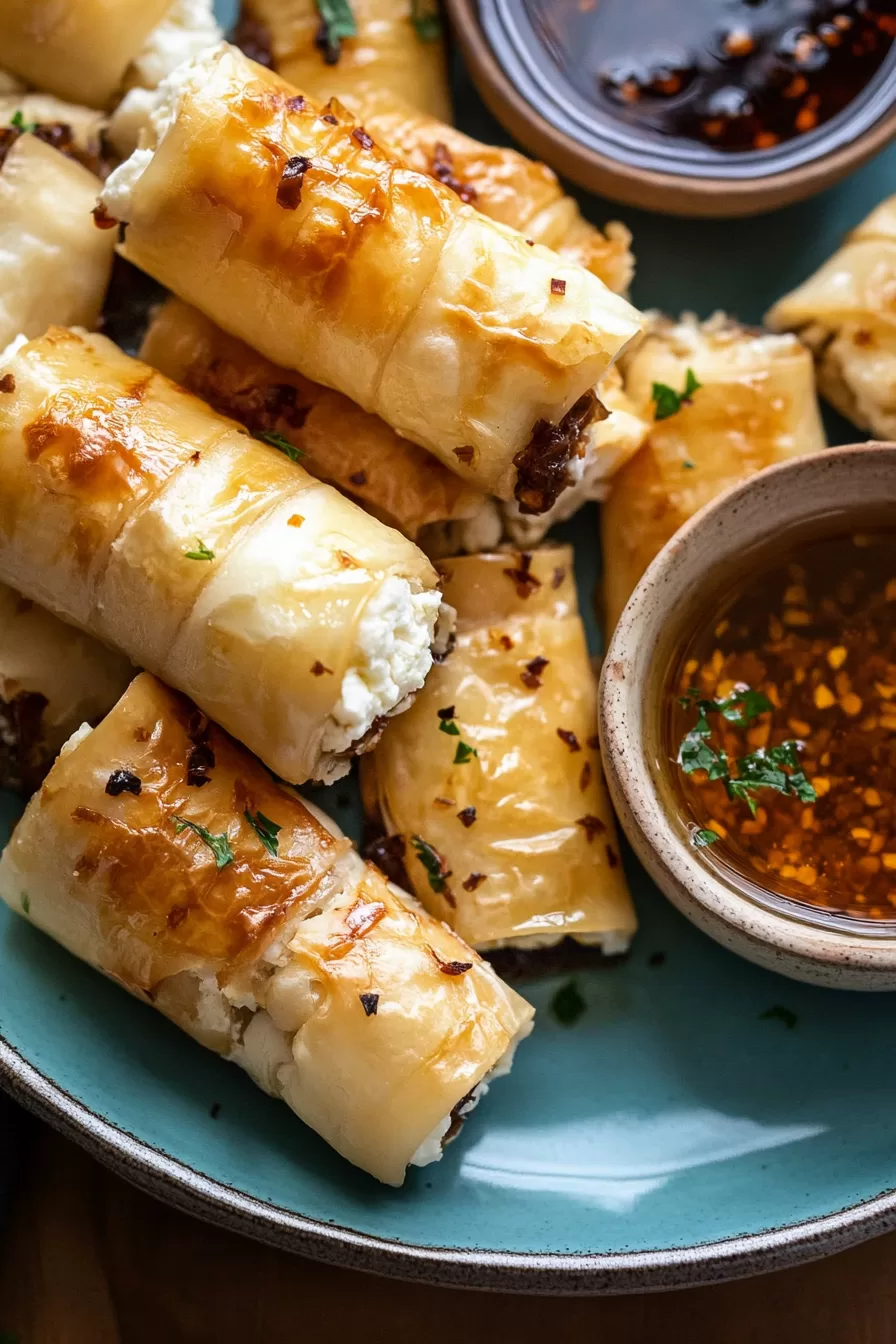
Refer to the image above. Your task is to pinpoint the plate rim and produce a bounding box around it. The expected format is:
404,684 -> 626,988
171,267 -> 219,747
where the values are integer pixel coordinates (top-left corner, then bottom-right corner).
4,1033 -> 896,1295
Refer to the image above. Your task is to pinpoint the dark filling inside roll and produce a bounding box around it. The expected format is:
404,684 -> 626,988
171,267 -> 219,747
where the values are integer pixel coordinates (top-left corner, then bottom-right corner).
0,690 -> 49,795
512,390 -> 604,515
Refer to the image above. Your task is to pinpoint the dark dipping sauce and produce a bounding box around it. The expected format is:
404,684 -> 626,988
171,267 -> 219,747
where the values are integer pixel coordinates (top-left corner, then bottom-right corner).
527,0 -> 896,151
665,529 -> 896,922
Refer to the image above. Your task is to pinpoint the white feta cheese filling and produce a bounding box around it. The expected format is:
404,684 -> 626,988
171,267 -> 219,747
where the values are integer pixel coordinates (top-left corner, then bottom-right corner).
479,927 -> 634,953
321,577 -> 443,755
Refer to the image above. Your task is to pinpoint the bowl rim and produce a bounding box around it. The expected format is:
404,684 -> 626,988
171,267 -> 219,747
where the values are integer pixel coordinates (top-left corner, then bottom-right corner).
5,1023 -> 896,1294
445,0 -> 896,215
599,443 -> 896,988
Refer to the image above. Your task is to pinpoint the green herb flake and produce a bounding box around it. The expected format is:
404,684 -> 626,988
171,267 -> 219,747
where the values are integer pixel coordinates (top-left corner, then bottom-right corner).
411,0 -> 442,40
411,834 -> 449,893
439,718 -> 461,736
244,809 -> 282,857
315,0 -> 357,57
171,816 -> 234,868
10,109 -> 36,133
453,740 -> 478,765
759,1004 -> 798,1029
692,828 -> 721,848
652,367 -> 702,421
184,538 -> 215,561
257,430 -> 304,462
20,892 -> 30,915
551,979 -> 586,1026
682,459 -> 696,469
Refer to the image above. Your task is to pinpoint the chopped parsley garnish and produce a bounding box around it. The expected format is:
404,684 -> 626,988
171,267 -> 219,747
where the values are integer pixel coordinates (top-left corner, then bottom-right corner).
171,816 -> 234,868
682,459 -> 696,469
652,367 -> 702,421
453,741 -> 478,765
20,892 -> 30,915
759,1004 -> 798,1029
439,718 -> 460,736
411,834 -> 449,893
315,0 -> 356,60
411,0 -> 442,40
184,538 -> 215,561
438,711 -> 477,762
244,809 -> 282,857
692,827 -> 721,848
550,979 -> 586,1026
10,110 -> 36,133
257,430 -> 304,462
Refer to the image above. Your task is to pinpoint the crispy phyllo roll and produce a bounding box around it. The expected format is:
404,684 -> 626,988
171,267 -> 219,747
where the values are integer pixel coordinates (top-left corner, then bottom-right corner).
0,131 -> 115,348
0,328 -> 450,785
766,196 -> 896,440
602,313 -> 827,634
140,297 -> 495,545
101,44 -> 644,512
238,0 -> 451,121
0,583 -> 133,794
362,546 -> 637,953
0,673 -> 533,1186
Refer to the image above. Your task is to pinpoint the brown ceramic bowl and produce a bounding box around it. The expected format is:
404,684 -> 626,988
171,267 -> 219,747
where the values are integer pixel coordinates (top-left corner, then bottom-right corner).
446,0 -> 896,218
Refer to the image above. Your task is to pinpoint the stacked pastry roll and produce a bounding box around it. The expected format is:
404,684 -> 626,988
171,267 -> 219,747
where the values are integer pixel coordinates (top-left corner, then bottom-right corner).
0,328 -> 450,784
362,546 -> 637,953
601,313 -> 827,634
0,673 -> 533,1185
766,196 -> 896,441
100,43 -> 644,515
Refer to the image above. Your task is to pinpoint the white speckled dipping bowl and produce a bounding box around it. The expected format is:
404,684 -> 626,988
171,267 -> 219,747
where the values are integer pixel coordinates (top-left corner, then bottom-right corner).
600,443 -> 896,990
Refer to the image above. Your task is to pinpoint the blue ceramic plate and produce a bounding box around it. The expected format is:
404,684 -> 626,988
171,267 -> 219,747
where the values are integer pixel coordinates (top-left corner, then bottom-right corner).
3,25 -> 896,1296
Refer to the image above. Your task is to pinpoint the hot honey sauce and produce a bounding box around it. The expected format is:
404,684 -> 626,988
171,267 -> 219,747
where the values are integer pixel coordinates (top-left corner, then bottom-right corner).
665,528 -> 896,921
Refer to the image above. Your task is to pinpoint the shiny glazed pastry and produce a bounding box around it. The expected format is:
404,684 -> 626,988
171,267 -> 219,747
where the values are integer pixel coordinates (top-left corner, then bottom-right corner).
140,297 -> 495,545
0,131 -> 116,348
0,673 -> 533,1186
766,196 -> 896,441
0,328 -> 449,785
238,0 -> 452,121
362,547 -> 637,953
602,313 -> 827,634
0,583 -> 133,794
101,44 -> 644,512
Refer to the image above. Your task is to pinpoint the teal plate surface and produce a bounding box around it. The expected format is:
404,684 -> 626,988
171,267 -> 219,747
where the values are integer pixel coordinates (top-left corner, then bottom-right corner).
2,27 -> 896,1295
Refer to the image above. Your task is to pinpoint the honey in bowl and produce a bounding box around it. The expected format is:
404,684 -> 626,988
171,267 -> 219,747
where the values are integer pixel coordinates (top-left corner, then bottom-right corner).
664,527 -> 896,923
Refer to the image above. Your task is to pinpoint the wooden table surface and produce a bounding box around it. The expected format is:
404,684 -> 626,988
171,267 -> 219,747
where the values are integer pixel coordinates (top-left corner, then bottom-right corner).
2,1121 -> 896,1343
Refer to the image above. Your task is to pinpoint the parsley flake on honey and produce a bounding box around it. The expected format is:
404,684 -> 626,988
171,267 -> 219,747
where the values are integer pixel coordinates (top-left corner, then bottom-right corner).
411,0 -> 442,40
244,809 -> 282,857
184,538 -> 215,561
550,979 -> 586,1027
10,110 -> 37,133
257,430 -> 304,462
453,740 -> 478,765
171,816 -> 234,868
692,827 -> 721,848
439,718 -> 460,736
315,0 -> 356,61
652,367 -> 702,421
411,835 -> 450,893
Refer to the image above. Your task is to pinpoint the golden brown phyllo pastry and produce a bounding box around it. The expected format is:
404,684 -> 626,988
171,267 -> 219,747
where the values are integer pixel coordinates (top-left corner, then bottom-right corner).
100,44 -> 644,513
140,297 -> 495,545
362,546 -> 637,953
0,130 -> 116,348
0,583 -> 134,794
0,327 -> 450,785
601,313 -> 827,635
766,196 -> 896,441
0,673 -> 533,1185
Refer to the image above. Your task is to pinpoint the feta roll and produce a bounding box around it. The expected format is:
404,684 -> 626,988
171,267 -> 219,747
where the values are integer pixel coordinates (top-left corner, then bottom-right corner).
361,546 -> 637,954
0,130 -> 115,348
237,0 -> 452,122
0,583 -> 133,794
140,297 -> 495,545
0,673 -> 533,1186
766,196 -> 896,441
601,313 -> 827,635
100,44 -> 644,512
0,328 -> 450,784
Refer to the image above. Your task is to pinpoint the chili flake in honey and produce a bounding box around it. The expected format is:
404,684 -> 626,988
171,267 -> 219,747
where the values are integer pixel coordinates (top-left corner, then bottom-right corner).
666,530 -> 896,920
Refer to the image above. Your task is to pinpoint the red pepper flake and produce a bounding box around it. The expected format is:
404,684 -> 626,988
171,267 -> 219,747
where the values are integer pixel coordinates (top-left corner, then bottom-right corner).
352,127 -> 374,150
557,728 -> 581,752
322,112 -> 338,124
606,844 -> 619,869
188,450 -> 201,464
430,141 -> 478,203
288,514 -> 304,527
310,661 -> 333,676
503,552 -> 542,599
0,374 -> 15,394
453,446 -> 475,464
587,734 -> 600,750
579,761 -> 592,791
521,656 -> 549,689
550,277 -> 567,296
433,796 -> 455,809
337,550 -> 360,568
286,94 -> 306,111
525,238 -> 534,246
344,899 -> 387,939
276,154 -> 312,210
91,202 -> 118,230
167,904 -> 189,930
349,470 -> 367,486
457,806 -> 477,828
854,329 -> 874,347
462,872 -> 486,891
71,805 -> 104,824
576,814 -> 606,842
105,768 -> 141,797
552,566 -> 566,589
437,705 -> 456,720
429,946 -> 473,975
359,992 -> 379,1016
186,739 -> 214,787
